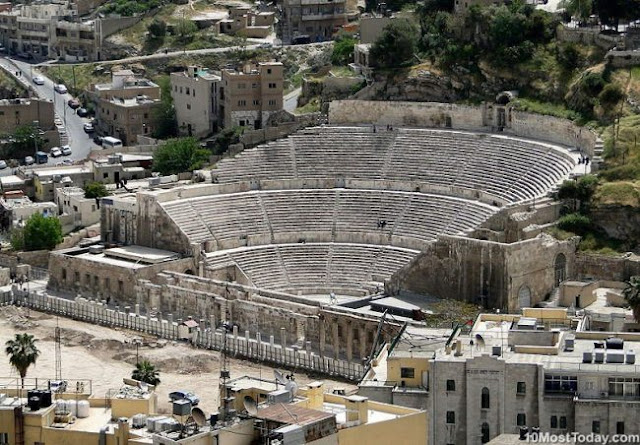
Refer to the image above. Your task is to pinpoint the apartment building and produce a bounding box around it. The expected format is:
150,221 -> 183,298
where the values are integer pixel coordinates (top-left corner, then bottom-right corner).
219,62 -> 284,130
279,0 -> 346,44
0,1 -> 76,59
170,66 -> 221,138
53,18 -> 99,61
0,98 -> 55,133
360,301 -> 640,445
91,70 -> 161,145
218,6 -> 275,38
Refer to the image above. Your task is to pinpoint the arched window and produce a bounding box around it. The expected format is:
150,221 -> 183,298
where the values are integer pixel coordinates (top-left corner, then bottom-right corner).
481,387 -> 490,409
554,253 -> 567,285
518,286 -> 532,309
481,422 -> 490,443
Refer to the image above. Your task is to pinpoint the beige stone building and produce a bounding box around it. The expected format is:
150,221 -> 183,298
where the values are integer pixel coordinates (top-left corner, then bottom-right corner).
53,19 -> 99,62
55,186 -> 100,229
170,66 -> 221,138
91,70 -> 161,145
0,98 -> 55,133
279,0 -> 347,43
218,6 -> 275,38
220,62 -> 284,129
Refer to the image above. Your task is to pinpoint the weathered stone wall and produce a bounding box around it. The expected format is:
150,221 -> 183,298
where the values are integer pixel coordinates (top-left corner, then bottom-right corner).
589,204 -> 640,241
329,100 -> 597,156
575,253 -> 640,281
556,24 -> 620,50
135,271 -> 400,361
387,234 -> 578,312
47,248 -> 195,305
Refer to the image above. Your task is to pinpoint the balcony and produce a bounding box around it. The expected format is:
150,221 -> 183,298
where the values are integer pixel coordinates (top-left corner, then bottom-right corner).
301,11 -> 345,21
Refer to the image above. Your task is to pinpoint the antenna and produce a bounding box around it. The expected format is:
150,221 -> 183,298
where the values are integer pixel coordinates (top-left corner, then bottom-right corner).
243,396 -> 258,416
54,317 -> 62,381
274,369 -> 287,386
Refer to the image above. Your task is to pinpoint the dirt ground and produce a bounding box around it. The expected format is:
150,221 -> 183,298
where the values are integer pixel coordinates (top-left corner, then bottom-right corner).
0,307 -> 354,414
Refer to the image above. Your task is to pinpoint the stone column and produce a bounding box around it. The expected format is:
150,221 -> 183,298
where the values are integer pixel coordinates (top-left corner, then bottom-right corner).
280,327 -> 287,349
346,323 -> 353,362
359,325 -> 368,359
332,321 -> 339,360
319,321 -> 326,357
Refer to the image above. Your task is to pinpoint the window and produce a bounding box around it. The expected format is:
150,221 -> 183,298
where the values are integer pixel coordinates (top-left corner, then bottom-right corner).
267,68 -> 272,74
62,269 -> 67,281
238,100 -> 246,106
103,173 -> 108,179
617,421 -> 625,435
268,82 -> 277,89
400,368 -> 415,379
239,120 -> 246,127
446,411 -> 455,424
74,271 -> 79,283
609,377 -> 640,397
144,113 -> 149,119
118,280 -> 124,293
544,375 -> 577,394
550,416 -> 558,429
253,99 -> 260,105
559,416 -> 567,429
268,99 -> 276,106
592,421 -> 600,434
0,433 -> 9,445
113,113 -> 117,120
517,382 -> 526,395
481,387 -> 490,409
187,104 -> 191,110
185,87 -> 190,95
517,413 -> 526,426
446,380 -> 455,391
252,83 -> 258,88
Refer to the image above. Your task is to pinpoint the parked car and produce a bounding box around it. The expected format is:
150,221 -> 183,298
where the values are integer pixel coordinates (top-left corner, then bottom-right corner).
93,135 -> 104,145
61,159 -> 73,166
83,123 -> 94,133
49,380 -> 67,393
0,160 -> 6,170
61,145 -> 72,156
50,147 -> 62,157
77,108 -> 89,117
32,76 -> 45,86
24,156 -> 34,165
168,390 -> 199,406
54,84 -> 68,94
68,99 -> 80,109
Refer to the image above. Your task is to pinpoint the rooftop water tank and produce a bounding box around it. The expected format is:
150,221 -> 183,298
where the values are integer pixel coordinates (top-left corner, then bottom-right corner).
606,337 -> 624,349
594,350 -> 605,363
77,400 -> 90,418
582,351 -> 593,363
627,350 -> 636,365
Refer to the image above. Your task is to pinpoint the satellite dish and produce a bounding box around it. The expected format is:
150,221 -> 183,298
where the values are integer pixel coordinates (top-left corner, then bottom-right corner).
285,380 -> 299,398
274,369 -> 287,385
243,396 -> 258,416
191,407 -> 207,427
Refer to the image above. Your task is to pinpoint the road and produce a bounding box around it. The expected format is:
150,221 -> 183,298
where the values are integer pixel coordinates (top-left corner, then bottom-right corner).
0,57 -> 100,176
284,87 -> 302,113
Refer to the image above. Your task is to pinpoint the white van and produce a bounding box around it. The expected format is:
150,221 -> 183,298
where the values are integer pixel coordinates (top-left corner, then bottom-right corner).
102,136 -> 123,149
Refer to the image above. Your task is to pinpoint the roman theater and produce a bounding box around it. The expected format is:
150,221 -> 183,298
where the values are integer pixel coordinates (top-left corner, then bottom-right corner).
48,100 -> 593,367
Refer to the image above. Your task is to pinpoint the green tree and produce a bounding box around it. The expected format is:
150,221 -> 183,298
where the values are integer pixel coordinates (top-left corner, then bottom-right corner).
84,182 -> 109,199
147,19 -> 167,39
557,212 -> 592,235
22,213 -> 63,251
153,137 -> 209,175
132,360 -> 161,386
9,227 -> 24,251
5,333 -> 40,388
598,83 -> 624,114
331,36 -> 357,66
370,19 -> 419,68
10,125 -> 44,159
623,276 -> 640,322
560,0 -> 593,23
175,19 -> 197,43
152,76 -> 178,139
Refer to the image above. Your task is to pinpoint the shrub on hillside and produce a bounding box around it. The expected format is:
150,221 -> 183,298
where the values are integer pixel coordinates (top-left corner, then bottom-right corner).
557,213 -> 592,235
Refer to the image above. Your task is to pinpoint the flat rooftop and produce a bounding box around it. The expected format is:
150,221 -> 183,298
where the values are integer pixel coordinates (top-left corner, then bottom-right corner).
324,401 -> 400,425
0,175 -> 25,187
226,376 -> 281,394
105,245 -> 181,264
258,403 -> 334,426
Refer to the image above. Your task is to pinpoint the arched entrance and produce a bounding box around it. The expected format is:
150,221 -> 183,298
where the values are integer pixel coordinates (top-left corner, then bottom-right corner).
554,254 -> 567,286
518,285 -> 532,309
481,422 -> 490,443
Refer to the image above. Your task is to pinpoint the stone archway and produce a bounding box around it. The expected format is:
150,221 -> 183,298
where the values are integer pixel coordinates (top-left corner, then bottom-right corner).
518,285 -> 532,309
554,253 -> 567,286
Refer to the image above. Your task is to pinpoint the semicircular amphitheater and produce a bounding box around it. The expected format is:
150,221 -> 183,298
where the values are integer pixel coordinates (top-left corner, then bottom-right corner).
156,125 -> 578,302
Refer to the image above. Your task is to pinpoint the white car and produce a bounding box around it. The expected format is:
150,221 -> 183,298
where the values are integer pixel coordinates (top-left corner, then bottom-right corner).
83,123 -> 94,133
24,156 -> 34,165
54,84 -> 67,94
50,147 -> 62,157
61,145 -> 72,156
32,76 -> 45,86
0,160 -> 7,169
